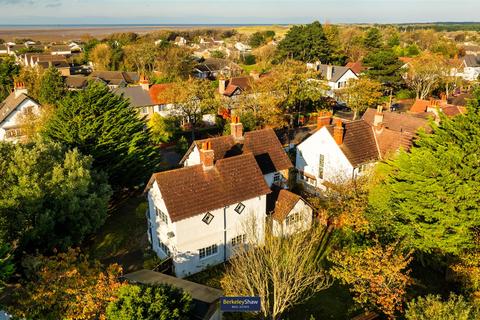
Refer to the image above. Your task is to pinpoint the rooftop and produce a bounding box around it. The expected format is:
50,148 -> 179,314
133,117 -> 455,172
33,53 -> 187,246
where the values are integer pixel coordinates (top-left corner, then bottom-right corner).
146,153 -> 271,222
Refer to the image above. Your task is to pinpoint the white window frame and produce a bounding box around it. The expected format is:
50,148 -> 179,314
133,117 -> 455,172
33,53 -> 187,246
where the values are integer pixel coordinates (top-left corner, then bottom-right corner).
231,234 -> 247,247
158,238 -> 171,256
318,154 -> 325,180
285,212 -> 301,227
199,244 -> 218,260
156,207 -> 168,225
273,172 -> 281,182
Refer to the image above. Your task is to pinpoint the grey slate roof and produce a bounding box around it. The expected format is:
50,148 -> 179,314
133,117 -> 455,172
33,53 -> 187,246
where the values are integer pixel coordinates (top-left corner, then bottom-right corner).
463,55 -> 480,68
113,86 -> 154,107
317,64 -> 353,83
89,71 -> 139,85
0,92 -> 31,124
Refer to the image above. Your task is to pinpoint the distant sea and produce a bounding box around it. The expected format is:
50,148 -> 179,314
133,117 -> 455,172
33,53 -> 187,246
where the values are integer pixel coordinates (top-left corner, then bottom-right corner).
0,24 -> 287,30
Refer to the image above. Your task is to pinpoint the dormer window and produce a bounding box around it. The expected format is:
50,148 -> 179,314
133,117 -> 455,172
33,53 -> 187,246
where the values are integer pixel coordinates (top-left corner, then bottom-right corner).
202,212 -> 214,225
234,203 -> 245,214
273,173 -> 281,182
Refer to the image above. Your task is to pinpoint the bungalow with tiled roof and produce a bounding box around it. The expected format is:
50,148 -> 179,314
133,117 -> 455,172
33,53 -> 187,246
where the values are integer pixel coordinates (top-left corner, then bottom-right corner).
307,62 -> 358,97
410,97 -> 466,118
296,108 -> 428,191
0,83 -> 41,142
88,71 -> 140,88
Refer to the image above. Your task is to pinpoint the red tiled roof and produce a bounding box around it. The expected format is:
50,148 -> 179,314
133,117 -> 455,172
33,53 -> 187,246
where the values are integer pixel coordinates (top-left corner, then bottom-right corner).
222,76 -> 253,97
270,189 -> 302,222
327,120 -> 380,167
191,128 -> 293,174
149,83 -> 174,105
345,61 -> 365,74
146,154 -> 271,222
362,108 -> 428,134
410,99 -> 431,113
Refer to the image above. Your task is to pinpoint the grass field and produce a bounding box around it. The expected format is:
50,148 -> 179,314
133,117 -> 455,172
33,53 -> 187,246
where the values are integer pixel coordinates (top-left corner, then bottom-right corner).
235,25 -> 291,38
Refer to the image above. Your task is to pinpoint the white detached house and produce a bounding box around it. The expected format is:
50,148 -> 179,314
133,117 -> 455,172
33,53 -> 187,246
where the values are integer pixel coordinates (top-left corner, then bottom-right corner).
0,83 -> 41,142
296,109 -> 428,192
145,147 -> 271,278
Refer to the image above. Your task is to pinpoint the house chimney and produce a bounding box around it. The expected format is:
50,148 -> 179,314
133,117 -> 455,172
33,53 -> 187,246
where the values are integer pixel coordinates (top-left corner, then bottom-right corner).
14,82 -> 28,98
326,65 -> 333,81
317,111 -> 332,129
333,118 -> 344,145
230,115 -> 244,141
200,140 -> 214,169
373,105 -> 384,127
219,76 -> 227,95
139,75 -> 149,91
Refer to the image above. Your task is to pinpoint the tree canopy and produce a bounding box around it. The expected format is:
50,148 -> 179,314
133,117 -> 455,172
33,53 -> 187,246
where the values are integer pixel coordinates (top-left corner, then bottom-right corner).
42,81 -> 160,190
277,21 -> 334,63
0,56 -> 20,101
106,283 -> 192,320
363,49 -> 403,90
0,141 -> 111,253
368,93 -> 480,256
38,66 -> 67,106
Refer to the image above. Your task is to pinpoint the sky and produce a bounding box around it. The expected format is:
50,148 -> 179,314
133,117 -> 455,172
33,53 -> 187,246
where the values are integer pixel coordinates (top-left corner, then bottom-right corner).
0,0 -> 479,25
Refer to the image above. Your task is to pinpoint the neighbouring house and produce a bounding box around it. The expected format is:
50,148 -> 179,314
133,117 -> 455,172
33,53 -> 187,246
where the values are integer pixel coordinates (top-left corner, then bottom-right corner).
307,62 -> 358,97
113,85 -> 157,117
148,83 -> 177,118
234,42 -> 251,53
174,36 -> 187,46
345,61 -> 367,75
22,53 -> 71,75
88,71 -> 140,88
181,117 -> 293,188
459,55 -> 480,81
0,44 -> 9,55
462,43 -> 480,55
123,269 -> 223,320
48,44 -> 72,55
145,150 -> 271,278
410,97 -> 466,118
193,58 -> 242,79
296,108 -> 428,192
218,75 -> 255,97
64,75 -> 88,90
267,187 -> 313,237
0,83 -> 41,142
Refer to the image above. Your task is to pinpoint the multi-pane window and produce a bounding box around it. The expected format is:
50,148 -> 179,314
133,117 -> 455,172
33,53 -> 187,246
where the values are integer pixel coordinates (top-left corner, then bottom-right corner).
140,107 -> 148,114
158,239 -> 171,256
202,212 -> 214,225
285,212 -> 301,227
231,234 -> 247,247
273,172 -> 281,182
234,203 -> 245,214
318,154 -> 325,179
199,244 -> 218,259
156,207 -> 168,224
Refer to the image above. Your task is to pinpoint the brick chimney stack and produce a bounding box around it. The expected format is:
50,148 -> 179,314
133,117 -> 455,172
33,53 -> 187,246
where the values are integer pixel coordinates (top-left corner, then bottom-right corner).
200,140 -> 214,170
333,118 -> 344,145
14,82 -> 28,98
230,115 -> 244,142
317,111 -> 332,129
139,75 -> 149,91
219,76 -> 227,95
373,105 -> 384,127
326,65 -> 333,81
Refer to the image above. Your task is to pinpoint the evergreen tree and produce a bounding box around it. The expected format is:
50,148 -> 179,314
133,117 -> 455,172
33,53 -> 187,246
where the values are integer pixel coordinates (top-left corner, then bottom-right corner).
106,284 -> 192,320
0,141 -> 111,253
277,21 -> 333,63
38,67 -> 67,106
363,27 -> 383,50
43,81 -> 160,190
0,56 -> 20,101
363,49 -> 403,90
368,92 -> 480,255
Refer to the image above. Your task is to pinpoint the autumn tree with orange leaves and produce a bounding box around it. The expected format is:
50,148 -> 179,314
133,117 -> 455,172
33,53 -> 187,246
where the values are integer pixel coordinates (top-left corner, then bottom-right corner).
11,248 -> 125,320
329,243 -> 413,319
